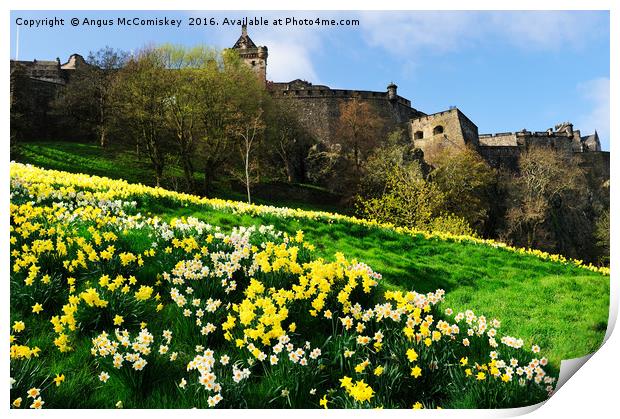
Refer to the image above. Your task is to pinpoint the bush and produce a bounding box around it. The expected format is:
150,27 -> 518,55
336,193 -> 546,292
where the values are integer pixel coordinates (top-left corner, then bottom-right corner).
357,163 -> 474,236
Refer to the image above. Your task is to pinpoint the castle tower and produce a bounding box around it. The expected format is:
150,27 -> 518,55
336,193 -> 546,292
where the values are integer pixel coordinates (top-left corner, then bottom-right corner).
232,24 -> 268,84
387,82 -> 398,102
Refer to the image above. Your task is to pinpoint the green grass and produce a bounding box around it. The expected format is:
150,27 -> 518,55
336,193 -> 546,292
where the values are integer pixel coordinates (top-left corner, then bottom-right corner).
12,141 -> 345,214
148,203 -> 609,369
11,141 -> 610,368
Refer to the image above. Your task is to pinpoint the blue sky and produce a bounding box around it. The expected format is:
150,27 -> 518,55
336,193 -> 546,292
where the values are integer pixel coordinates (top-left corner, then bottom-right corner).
10,10 -> 610,149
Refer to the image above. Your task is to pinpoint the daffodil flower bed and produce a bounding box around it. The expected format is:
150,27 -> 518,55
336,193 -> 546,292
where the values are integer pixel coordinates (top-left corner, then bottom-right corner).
9,163 -> 609,276
9,163 -> 560,408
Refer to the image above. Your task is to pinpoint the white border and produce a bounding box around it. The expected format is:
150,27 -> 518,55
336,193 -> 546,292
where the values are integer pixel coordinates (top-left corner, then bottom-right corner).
3,1 -> 617,417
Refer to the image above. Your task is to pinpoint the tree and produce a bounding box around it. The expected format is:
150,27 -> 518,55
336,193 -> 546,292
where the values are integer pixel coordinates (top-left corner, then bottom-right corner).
158,45 -> 218,192
429,146 -> 496,233
228,108 -> 265,203
114,48 -> 173,186
186,49 -> 266,196
594,210 -> 609,265
52,47 -> 128,147
359,130 -> 427,198
263,98 -> 314,183
503,146 -> 590,257
222,59 -> 267,203
336,97 -> 383,176
357,162 -> 474,236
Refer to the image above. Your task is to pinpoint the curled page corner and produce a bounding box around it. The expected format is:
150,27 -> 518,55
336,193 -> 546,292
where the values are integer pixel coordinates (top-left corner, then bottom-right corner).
555,353 -> 594,392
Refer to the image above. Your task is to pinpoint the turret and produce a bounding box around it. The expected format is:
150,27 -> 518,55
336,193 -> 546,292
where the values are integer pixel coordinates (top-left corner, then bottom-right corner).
387,82 -> 398,102
231,24 -> 268,84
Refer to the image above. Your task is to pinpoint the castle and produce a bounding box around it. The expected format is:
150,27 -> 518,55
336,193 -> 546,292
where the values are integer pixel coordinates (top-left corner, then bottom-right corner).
232,25 -> 607,174
10,25 -> 608,175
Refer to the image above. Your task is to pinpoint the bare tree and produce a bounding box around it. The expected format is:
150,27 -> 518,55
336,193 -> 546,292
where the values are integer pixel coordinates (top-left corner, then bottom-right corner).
336,96 -> 383,175
228,109 -> 265,203
504,146 -> 589,254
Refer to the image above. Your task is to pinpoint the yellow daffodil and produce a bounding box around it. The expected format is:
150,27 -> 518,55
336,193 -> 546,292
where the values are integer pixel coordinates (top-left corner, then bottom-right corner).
54,374 -> 65,386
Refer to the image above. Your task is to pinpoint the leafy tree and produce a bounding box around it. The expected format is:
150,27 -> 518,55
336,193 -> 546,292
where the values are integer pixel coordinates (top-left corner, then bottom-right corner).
263,98 -> 315,183
359,130 -> 428,198
52,47 -> 128,147
429,146 -> 496,233
187,49 -> 266,195
114,48 -> 174,186
357,162 -> 474,235
158,45 -> 218,192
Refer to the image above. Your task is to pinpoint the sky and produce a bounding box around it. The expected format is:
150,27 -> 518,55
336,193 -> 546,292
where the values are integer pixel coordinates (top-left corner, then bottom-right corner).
9,10 -> 610,150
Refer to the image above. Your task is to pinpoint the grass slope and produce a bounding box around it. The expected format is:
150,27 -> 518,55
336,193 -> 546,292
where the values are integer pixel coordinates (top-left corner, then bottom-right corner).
13,141 -> 344,214
12,142 -> 610,367
154,203 -> 609,368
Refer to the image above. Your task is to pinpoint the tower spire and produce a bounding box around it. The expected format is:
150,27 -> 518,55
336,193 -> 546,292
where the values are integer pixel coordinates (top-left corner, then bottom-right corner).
241,24 -> 247,37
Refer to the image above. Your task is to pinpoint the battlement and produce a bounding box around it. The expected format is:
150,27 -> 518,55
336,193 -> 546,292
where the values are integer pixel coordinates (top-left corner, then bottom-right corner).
480,129 -> 575,139
410,107 -> 476,126
268,80 -> 412,107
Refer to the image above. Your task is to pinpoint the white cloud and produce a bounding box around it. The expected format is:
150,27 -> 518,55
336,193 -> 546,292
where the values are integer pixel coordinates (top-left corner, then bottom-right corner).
489,11 -> 607,51
259,38 -> 319,83
575,77 -> 610,150
189,11 -> 323,83
358,11 -> 607,55
360,11 -> 482,53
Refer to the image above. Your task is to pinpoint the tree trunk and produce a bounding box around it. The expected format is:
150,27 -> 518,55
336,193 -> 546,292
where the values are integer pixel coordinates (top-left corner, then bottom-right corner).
181,150 -> 195,192
203,165 -> 215,196
155,164 -> 163,188
284,160 -> 294,183
245,143 -> 251,204
99,127 -> 108,148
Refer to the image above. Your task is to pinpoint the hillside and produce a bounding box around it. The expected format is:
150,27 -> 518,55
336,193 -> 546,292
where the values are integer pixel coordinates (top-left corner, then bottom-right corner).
9,162 -> 609,409
12,141 -> 346,214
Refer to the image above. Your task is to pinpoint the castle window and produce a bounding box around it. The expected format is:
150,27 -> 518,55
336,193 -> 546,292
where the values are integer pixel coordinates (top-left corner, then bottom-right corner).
433,125 -> 444,135
414,131 -> 424,140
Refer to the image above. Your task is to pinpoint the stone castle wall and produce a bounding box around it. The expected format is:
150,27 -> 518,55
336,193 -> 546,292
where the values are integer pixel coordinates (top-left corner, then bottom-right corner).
410,108 -> 479,162
269,81 -> 424,145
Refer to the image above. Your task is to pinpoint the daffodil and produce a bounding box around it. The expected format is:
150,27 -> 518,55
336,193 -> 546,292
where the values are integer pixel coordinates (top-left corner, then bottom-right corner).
406,348 -> 418,362
54,373 -> 65,386
113,315 -> 124,326
27,388 -> 40,399
30,397 -> 44,409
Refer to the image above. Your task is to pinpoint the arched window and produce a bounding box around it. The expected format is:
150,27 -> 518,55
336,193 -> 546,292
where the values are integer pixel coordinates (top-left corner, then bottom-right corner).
414,131 -> 424,140
433,125 -> 444,135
